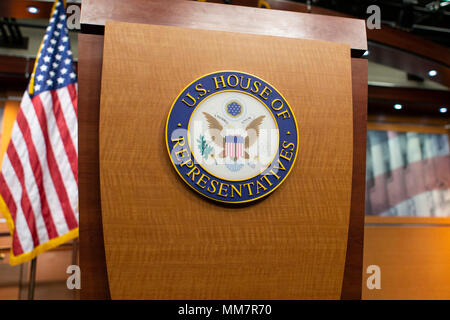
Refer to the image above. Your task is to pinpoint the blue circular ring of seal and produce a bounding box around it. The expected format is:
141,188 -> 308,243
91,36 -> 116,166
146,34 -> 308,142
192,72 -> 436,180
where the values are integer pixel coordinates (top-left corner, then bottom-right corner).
165,70 -> 299,204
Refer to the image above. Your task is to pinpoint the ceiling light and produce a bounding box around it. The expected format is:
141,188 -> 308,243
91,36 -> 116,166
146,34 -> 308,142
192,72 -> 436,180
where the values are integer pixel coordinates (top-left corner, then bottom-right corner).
27,6 -> 39,14
428,70 -> 437,77
440,107 -> 447,113
394,104 -> 402,110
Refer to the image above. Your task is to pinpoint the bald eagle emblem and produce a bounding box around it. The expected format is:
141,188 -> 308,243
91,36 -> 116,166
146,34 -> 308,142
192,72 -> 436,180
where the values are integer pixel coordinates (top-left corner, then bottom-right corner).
166,70 -> 298,204
202,112 -> 265,170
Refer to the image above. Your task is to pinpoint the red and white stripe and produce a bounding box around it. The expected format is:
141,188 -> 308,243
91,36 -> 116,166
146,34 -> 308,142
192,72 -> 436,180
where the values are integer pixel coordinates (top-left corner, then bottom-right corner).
0,83 -> 78,259
226,141 -> 244,158
226,142 -> 232,158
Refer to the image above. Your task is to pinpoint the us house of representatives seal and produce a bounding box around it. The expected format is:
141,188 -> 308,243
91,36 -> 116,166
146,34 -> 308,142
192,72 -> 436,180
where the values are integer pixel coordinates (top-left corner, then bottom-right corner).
165,71 -> 298,204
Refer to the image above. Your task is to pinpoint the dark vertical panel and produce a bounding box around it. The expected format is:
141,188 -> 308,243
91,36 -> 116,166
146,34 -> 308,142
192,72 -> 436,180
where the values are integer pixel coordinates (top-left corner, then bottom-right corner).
77,33 -> 110,299
341,58 -> 368,299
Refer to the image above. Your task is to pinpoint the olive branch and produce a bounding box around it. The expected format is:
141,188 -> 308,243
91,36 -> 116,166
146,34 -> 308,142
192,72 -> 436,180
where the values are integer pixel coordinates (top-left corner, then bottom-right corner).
197,135 -> 214,161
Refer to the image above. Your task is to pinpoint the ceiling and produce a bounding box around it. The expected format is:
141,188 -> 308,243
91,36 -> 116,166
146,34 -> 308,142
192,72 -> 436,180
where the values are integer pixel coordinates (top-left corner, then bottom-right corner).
294,0 -> 450,47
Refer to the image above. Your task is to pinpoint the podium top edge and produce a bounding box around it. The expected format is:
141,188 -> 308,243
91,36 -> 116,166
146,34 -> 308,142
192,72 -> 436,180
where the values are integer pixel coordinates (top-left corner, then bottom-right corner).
80,0 -> 368,52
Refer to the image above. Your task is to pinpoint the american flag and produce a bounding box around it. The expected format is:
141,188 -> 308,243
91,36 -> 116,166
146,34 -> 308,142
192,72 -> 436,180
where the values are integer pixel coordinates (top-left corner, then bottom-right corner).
0,0 -> 78,265
366,130 -> 449,217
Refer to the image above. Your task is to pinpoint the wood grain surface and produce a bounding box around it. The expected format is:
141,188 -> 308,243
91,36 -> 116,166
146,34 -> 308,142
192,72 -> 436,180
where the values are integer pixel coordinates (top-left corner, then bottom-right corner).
363,224 -> 450,300
80,0 -> 367,53
366,216 -> 450,226
78,0 -> 368,299
78,42 -> 367,300
78,40 -> 367,301
98,21 -> 354,299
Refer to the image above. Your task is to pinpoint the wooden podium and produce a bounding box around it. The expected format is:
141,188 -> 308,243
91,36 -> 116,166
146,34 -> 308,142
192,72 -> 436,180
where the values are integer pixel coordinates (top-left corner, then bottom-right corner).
78,0 -> 367,299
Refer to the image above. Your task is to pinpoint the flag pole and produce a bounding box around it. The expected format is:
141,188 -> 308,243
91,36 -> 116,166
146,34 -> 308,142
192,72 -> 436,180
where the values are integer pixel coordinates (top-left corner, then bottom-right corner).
28,257 -> 37,300
18,263 -> 25,299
